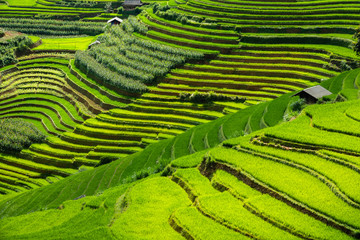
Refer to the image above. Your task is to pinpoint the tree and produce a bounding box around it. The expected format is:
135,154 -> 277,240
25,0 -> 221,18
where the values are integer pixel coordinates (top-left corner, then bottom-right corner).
104,2 -> 112,13
354,26 -> 360,55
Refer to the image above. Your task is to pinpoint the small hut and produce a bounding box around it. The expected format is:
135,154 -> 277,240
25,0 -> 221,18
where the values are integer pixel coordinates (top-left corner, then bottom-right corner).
293,85 -> 332,104
88,40 -> 100,49
107,17 -> 123,25
123,0 -> 143,10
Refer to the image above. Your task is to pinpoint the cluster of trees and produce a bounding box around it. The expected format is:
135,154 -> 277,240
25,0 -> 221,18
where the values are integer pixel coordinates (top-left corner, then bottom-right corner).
58,0 -> 96,8
0,118 -> 46,153
75,17 -> 203,93
0,35 -> 33,67
0,18 -> 104,36
180,91 -> 246,104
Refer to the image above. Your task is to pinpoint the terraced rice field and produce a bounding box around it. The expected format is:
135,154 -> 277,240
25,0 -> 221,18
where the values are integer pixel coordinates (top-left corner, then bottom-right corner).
134,0 -> 359,111
1,88 -> 360,239
0,63 -> 357,208
1,29 -> 360,194
0,0 -> 103,20
0,0 -> 360,238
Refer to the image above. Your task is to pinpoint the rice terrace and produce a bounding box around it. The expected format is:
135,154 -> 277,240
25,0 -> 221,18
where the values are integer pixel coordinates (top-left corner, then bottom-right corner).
1,0 -> 360,238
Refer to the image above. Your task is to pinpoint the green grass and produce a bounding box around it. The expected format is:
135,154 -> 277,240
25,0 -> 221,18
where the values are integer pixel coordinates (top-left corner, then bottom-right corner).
6,0 -> 37,6
211,170 -> 261,200
173,168 -> 218,197
210,147 -> 360,229
172,207 -> 251,239
110,177 -> 191,239
197,192 -> 300,240
34,36 -> 99,51
3,1 -> 360,236
237,135 -> 360,204
247,194 -> 355,240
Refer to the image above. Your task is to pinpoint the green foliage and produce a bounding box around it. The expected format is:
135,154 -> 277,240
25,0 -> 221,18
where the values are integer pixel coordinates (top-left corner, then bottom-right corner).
0,35 -> 32,67
110,177 -> 191,239
198,192 -> 299,240
290,98 -> 306,112
354,26 -> 360,55
74,50 -> 148,93
283,98 -> 306,121
179,91 -> 246,104
247,194 -> 354,240
0,118 -> 46,153
75,18 -> 203,93
172,207 -> 250,240
210,147 -> 360,229
59,0 -> 96,8
121,15 -> 148,34
154,5 -> 223,29
0,18 -> 104,36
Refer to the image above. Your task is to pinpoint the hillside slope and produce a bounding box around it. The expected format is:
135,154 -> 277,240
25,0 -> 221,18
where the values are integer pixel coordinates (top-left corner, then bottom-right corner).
1,84 -> 360,239
0,65 -> 358,214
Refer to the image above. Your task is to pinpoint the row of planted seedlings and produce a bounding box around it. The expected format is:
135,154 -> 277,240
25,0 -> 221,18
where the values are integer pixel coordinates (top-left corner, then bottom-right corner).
166,145 -> 354,239
0,53 -> 136,192
205,138 -> 360,236
0,18 -> 105,36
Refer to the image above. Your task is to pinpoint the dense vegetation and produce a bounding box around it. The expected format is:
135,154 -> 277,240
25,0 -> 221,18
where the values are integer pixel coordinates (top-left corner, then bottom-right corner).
75,17 -> 203,93
0,118 -> 46,153
1,87 -> 360,238
0,18 -> 104,36
0,35 -> 32,67
1,0 -> 360,239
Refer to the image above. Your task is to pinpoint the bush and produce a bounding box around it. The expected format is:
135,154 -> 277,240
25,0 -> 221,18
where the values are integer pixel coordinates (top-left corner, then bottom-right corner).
0,118 -> 46,153
179,91 -> 246,104
97,156 -> 118,167
0,35 -> 33,67
290,98 -> 306,112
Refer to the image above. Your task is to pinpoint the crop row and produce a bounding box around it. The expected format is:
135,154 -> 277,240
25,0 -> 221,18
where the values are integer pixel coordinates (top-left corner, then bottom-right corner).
0,18 -> 104,36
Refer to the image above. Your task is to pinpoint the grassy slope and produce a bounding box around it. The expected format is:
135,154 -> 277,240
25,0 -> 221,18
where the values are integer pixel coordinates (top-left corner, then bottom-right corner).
0,66 -> 358,218
34,36 -> 99,51
1,77 -> 360,239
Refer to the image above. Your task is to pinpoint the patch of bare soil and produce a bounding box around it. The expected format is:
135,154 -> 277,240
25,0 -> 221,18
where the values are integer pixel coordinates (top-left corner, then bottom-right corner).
0,31 -> 23,41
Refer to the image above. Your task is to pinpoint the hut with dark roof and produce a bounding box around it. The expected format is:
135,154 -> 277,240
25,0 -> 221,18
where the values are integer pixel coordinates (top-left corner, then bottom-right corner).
293,85 -> 332,104
123,0 -> 143,10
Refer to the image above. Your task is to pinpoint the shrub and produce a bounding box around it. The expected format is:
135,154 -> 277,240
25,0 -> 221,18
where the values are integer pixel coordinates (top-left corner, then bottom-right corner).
290,98 -> 306,112
0,35 -> 33,67
0,118 -> 46,153
97,156 -> 118,167
179,91 -> 246,104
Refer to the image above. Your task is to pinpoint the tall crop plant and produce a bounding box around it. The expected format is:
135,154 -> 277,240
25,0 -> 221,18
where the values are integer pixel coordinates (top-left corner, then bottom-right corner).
75,17 -> 203,93
0,118 -> 46,153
